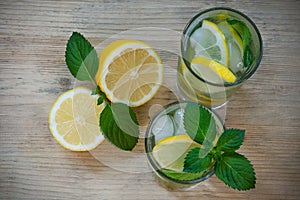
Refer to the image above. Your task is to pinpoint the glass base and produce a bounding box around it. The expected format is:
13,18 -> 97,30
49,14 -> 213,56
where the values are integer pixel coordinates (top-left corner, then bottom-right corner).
153,170 -> 213,191
176,82 -> 229,110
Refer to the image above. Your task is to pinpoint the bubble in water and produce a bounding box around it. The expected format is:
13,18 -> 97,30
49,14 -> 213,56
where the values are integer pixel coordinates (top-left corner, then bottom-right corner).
237,61 -> 243,69
152,114 -> 174,143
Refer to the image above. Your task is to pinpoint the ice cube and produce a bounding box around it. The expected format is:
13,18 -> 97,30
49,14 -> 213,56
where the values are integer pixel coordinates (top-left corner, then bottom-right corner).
172,108 -> 186,135
152,114 -> 174,143
189,29 -> 211,59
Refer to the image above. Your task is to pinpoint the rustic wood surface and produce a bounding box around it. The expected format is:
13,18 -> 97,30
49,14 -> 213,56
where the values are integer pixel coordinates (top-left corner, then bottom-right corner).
0,0 -> 299,199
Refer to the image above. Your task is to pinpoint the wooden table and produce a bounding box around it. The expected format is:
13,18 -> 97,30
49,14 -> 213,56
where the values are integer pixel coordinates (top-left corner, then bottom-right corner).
1,0 -> 299,199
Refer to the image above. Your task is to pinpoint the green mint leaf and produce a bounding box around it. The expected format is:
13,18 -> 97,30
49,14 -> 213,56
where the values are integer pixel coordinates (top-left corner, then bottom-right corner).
226,19 -> 254,67
161,168 -> 207,181
183,147 -> 213,173
243,47 -> 254,68
91,86 -> 101,95
65,32 -> 98,82
97,96 -> 104,105
226,19 -> 252,47
100,103 -> 139,151
215,152 -> 256,190
183,102 -> 217,145
216,129 -> 245,152
97,93 -> 107,105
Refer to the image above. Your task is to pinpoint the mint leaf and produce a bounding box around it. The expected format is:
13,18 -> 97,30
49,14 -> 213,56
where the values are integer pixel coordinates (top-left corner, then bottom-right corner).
97,93 -> 107,105
161,168 -> 207,181
100,103 -> 139,150
65,32 -> 98,82
183,147 -> 213,173
215,152 -> 256,190
226,19 -> 251,47
243,47 -> 254,68
184,102 -> 217,145
216,129 -> 245,152
226,19 -> 254,67
97,96 -> 104,105
91,86 -> 101,95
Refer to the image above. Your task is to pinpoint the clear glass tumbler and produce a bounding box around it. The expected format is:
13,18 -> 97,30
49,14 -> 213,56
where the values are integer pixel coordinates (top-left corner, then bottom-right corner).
177,7 -> 263,108
145,101 -> 225,190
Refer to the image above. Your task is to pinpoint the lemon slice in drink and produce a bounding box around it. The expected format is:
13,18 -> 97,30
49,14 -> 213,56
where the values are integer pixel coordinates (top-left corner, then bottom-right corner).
189,20 -> 229,66
191,56 -> 237,84
215,14 -> 230,21
218,21 -> 244,73
153,134 -> 201,171
48,87 -> 104,151
95,40 -> 163,107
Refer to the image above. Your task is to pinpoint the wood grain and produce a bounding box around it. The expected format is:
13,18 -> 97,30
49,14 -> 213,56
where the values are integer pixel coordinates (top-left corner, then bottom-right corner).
0,0 -> 300,199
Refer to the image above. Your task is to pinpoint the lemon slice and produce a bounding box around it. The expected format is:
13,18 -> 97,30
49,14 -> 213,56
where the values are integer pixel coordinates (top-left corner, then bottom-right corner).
95,40 -> 163,107
191,56 -> 237,84
48,87 -> 104,151
152,134 -> 201,171
189,20 -> 229,66
214,14 -> 230,21
218,21 -> 244,73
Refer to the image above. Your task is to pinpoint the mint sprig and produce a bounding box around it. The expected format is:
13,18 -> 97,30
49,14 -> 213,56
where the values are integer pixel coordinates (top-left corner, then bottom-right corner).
65,32 -> 140,151
91,86 -> 106,105
183,102 -> 256,190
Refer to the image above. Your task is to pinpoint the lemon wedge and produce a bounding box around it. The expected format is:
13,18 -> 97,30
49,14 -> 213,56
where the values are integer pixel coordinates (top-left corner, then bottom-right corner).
152,134 -> 201,171
191,56 -> 237,84
189,20 -> 229,67
48,87 -> 104,151
95,40 -> 163,107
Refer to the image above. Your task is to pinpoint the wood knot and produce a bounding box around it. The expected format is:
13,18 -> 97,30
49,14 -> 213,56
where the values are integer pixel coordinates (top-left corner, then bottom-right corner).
59,77 -> 72,91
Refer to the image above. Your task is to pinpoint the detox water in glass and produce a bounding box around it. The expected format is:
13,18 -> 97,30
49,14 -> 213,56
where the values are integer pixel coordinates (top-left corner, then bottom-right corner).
177,7 -> 263,108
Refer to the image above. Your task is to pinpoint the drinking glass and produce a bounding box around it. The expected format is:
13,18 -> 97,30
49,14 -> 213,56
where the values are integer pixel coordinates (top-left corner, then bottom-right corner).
177,7 -> 263,108
145,101 -> 225,190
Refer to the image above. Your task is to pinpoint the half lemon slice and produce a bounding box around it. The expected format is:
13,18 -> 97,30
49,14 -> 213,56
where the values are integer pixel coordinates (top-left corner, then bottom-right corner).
48,87 -> 104,151
189,20 -> 229,67
153,134 -> 201,171
95,40 -> 163,107
191,56 -> 237,84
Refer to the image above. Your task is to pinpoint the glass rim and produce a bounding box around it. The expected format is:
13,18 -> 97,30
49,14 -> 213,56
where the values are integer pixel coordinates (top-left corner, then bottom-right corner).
181,7 -> 263,87
144,101 -> 226,184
